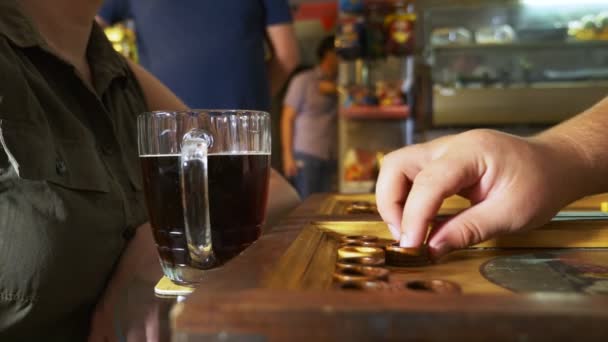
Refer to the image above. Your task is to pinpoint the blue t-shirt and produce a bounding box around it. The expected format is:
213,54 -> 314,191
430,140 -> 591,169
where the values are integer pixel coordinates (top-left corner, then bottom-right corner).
99,0 -> 292,110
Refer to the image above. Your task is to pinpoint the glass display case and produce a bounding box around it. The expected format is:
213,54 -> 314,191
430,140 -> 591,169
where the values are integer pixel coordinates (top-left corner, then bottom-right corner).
423,1 -> 608,126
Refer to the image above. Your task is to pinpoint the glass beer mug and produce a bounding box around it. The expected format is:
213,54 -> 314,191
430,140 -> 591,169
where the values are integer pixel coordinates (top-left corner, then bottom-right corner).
137,110 -> 271,285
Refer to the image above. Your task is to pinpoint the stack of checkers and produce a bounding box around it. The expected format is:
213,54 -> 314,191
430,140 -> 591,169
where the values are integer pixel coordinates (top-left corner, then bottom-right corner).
384,243 -> 432,267
337,235 -> 432,267
333,235 -> 460,293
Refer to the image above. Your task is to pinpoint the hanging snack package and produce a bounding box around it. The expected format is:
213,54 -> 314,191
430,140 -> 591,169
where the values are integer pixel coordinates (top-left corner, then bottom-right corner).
336,16 -> 366,61
365,2 -> 387,59
384,3 -> 416,57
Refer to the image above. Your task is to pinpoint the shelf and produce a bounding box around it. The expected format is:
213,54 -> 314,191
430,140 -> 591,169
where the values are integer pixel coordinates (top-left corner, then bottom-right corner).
431,84 -> 608,126
431,40 -> 608,52
339,105 -> 410,119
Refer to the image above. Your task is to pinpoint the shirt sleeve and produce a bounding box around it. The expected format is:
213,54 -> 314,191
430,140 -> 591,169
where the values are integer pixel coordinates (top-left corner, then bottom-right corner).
283,74 -> 306,114
98,0 -> 133,25
262,0 -> 293,26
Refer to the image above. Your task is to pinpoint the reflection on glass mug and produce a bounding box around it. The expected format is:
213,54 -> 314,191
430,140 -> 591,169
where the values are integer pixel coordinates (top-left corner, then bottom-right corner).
137,110 -> 271,285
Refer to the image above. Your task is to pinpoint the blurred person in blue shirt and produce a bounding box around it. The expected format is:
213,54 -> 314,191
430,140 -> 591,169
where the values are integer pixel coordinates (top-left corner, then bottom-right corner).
98,0 -> 299,110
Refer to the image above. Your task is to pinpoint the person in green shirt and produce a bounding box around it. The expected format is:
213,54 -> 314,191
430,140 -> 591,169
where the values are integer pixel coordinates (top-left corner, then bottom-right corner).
0,0 -> 299,340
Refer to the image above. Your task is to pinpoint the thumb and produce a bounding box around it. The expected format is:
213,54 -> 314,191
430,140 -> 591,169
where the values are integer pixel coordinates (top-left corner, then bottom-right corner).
428,200 -> 507,259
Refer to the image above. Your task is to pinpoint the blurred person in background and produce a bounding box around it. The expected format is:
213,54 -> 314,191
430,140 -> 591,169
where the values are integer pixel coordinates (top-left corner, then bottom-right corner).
281,35 -> 338,198
97,0 -> 299,111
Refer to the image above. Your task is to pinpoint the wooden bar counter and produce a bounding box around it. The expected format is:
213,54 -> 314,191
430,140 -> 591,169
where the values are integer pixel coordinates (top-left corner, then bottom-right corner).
169,193 -> 608,341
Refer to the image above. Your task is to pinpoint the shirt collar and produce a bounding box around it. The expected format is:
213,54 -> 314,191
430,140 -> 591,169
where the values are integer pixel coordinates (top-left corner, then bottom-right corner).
0,0 -> 129,94
87,22 -> 130,93
0,0 -> 46,48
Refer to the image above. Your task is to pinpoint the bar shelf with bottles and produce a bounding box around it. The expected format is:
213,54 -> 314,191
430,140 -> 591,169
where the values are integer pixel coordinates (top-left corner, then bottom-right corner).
336,0 -> 417,193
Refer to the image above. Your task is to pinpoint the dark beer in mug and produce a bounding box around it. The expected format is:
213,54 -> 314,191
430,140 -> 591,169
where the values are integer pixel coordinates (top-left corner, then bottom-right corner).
140,153 -> 270,272
137,110 -> 271,285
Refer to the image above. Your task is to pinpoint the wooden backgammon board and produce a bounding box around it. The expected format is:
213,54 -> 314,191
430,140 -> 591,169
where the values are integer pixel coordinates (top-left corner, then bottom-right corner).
171,194 -> 608,341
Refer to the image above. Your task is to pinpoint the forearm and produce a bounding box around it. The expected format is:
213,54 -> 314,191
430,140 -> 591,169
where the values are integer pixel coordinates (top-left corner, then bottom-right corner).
535,96 -> 608,198
268,58 -> 296,97
266,169 -> 300,226
281,111 -> 295,160
98,223 -> 157,308
266,24 -> 299,97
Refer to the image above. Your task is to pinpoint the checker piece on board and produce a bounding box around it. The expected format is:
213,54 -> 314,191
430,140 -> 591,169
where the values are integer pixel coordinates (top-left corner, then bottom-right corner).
385,243 -> 432,267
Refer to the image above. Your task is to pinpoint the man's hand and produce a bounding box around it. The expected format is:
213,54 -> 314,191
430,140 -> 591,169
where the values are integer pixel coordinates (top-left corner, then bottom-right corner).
376,129 -> 589,259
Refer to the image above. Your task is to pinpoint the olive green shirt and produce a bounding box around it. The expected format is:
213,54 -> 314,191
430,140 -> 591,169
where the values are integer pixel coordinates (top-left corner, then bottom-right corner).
0,1 -> 149,340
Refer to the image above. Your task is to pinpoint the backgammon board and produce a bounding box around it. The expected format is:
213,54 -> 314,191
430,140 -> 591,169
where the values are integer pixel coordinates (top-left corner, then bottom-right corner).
172,194 -> 608,341
314,193 -> 608,217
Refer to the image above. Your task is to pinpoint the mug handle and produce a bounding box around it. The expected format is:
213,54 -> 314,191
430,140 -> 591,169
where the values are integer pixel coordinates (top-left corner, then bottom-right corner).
180,128 -> 215,269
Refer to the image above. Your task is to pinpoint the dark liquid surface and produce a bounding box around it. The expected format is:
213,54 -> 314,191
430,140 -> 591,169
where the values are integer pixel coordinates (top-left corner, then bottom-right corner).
140,154 -> 270,269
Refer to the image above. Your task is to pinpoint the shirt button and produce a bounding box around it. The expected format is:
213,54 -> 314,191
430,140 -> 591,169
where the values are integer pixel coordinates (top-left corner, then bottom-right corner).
101,145 -> 114,156
55,159 -> 67,175
122,226 -> 136,240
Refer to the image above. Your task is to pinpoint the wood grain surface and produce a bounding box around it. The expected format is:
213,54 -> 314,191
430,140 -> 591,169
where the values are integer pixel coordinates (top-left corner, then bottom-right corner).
173,289 -> 608,341
172,193 -> 608,341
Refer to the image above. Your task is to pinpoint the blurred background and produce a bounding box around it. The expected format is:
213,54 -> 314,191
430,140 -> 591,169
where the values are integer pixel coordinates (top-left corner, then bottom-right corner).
104,0 -> 608,195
